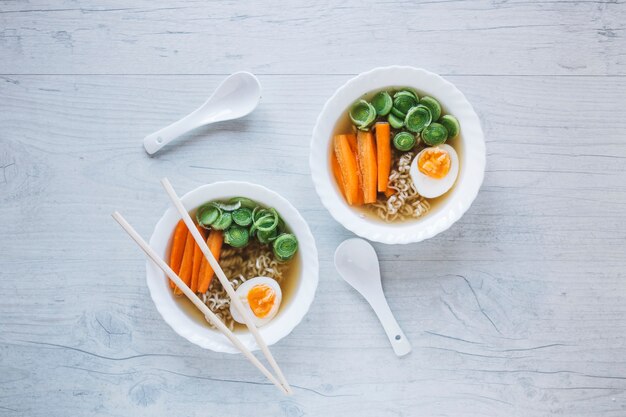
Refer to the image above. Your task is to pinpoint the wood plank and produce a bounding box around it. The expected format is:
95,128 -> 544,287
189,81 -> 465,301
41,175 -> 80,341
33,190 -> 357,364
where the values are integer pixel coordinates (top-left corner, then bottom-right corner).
1,74 -> 625,416
0,0 -> 625,76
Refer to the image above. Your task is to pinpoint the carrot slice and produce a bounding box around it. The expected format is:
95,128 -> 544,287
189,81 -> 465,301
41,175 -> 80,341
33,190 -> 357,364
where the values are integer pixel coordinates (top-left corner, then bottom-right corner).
346,133 -> 358,154
197,230 -> 224,294
375,122 -> 391,192
190,226 -> 207,293
357,130 -> 378,204
174,228 -> 195,295
334,134 -> 360,205
331,152 -> 346,198
342,133 -> 365,204
168,220 -> 187,288
384,187 -> 396,198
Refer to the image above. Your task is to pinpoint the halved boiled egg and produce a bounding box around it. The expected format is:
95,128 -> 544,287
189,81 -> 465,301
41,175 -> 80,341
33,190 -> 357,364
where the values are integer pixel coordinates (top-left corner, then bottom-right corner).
410,144 -> 459,198
230,276 -> 282,327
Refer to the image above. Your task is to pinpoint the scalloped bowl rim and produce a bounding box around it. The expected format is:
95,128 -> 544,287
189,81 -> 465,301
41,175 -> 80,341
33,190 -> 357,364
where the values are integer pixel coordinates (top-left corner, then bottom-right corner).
146,181 -> 319,354
310,66 -> 486,244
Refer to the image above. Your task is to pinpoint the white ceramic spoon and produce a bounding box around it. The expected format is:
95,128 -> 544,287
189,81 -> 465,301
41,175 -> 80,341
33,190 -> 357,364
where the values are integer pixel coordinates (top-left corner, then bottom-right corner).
334,238 -> 412,357
143,72 -> 262,155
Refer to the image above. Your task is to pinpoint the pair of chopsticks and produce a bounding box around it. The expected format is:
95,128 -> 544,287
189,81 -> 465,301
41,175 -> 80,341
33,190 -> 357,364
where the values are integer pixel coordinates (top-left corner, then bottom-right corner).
112,178 -> 292,395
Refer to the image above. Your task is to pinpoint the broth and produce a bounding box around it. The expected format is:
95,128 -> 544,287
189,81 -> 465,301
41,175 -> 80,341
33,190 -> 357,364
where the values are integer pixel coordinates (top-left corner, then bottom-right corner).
330,86 -> 464,223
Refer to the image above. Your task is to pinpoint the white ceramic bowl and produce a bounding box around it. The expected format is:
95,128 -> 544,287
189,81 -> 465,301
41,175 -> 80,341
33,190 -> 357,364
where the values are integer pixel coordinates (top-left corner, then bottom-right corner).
310,66 -> 486,244
146,182 -> 319,353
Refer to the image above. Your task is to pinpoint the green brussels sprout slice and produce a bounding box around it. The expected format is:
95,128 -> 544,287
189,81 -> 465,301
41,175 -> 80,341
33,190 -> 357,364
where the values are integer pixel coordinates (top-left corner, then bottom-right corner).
255,209 -> 279,233
251,208 -> 280,238
224,225 -> 249,248
228,197 -> 257,209
388,112 -> 404,129
232,207 -> 253,226
273,233 -> 298,262
393,132 -> 417,152
419,96 -> 442,121
405,88 -> 420,102
196,203 -> 221,228
349,99 -> 376,129
405,105 -> 432,133
252,206 -> 268,223
390,106 -> 407,119
257,228 -> 278,244
422,122 -> 449,146
371,91 -> 393,116
213,200 -> 241,212
211,212 -> 233,230
392,91 -> 419,114
439,115 -> 460,139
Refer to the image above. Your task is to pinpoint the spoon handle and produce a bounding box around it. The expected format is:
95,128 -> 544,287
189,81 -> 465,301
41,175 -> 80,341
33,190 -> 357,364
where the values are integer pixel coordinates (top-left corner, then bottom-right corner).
143,110 -> 204,155
366,292 -> 412,357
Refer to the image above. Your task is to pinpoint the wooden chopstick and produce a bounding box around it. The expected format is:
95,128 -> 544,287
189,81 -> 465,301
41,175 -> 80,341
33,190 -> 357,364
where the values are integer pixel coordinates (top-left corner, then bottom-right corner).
111,211 -> 289,395
160,178 -> 293,395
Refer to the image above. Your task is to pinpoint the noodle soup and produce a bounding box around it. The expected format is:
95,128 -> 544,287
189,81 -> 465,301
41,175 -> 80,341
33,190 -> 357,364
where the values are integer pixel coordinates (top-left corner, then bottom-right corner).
167,197 -> 300,331
330,87 -> 462,223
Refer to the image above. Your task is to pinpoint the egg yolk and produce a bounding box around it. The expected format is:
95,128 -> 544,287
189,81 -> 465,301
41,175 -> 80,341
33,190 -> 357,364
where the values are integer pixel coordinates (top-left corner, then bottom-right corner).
418,148 -> 451,179
247,285 -> 276,318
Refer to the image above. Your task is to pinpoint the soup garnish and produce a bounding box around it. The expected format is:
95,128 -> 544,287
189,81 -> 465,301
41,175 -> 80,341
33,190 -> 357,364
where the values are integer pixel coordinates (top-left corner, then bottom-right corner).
422,122 -> 449,146
371,91 -> 392,116
331,87 -> 461,222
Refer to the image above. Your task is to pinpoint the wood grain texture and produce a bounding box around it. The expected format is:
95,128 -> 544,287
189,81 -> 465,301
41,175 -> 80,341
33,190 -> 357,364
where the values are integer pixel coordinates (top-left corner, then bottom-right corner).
1,1 -> 626,416
1,0 -> 625,76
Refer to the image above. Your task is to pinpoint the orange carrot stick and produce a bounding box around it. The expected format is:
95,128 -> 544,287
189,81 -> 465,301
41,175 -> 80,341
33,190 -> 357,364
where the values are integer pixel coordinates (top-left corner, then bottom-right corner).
375,122 -> 391,193
197,230 -> 224,294
384,187 -> 396,198
175,228 -> 196,295
334,134 -> 360,205
357,130 -> 378,204
344,132 -> 365,204
331,152 -> 346,198
190,226 -> 207,293
346,133 -> 358,154
168,220 -> 187,288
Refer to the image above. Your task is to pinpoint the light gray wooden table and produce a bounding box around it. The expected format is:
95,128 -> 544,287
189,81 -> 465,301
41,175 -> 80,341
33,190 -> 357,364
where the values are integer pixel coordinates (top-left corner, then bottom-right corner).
1,1 -> 626,416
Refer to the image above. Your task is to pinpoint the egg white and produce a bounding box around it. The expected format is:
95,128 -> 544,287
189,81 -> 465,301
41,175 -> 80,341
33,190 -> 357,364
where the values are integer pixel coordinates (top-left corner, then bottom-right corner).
230,276 -> 282,327
410,144 -> 459,198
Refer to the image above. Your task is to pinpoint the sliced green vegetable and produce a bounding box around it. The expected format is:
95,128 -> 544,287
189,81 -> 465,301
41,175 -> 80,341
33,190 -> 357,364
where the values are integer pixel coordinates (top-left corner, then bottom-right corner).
420,96 -> 442,121
255,208 -> 279,233
276,217 -> 286,235
390,106 -> 407,119
393,132 -> 417,152
224,225 -> 249,248
252,206 -> 268,222
196,203 -> 221,228
257,228 -> 278,244
388,112 -> 404,129
349,99 -> 377,129
228,197 -> 257,209
392,91 -> 419,114
214,201 -> 241,212
405,105 -> 432,133
422,122 -> 449,146
273,233 -> 298,262
211,212 -> 233,230
405,88 -> 420,102
232,207 -> 253,226
371,91 -> 393,116
439,114 -> 460,139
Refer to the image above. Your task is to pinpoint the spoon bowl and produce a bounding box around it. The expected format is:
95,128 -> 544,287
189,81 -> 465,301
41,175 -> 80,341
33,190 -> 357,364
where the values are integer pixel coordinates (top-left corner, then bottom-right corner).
143,71 -> 262,155
334,238 -> 412,357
